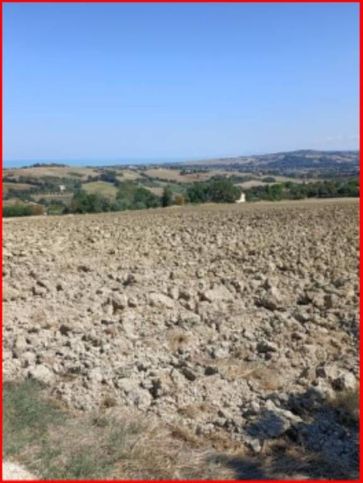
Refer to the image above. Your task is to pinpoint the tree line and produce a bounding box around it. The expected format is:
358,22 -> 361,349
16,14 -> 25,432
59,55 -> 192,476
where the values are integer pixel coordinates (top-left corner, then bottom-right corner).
245,178 -> 359,201
3,177 -> 358,217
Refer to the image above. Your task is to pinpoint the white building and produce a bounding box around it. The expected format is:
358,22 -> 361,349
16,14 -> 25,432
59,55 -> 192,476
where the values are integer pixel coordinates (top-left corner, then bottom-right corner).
236,192 -> 246,203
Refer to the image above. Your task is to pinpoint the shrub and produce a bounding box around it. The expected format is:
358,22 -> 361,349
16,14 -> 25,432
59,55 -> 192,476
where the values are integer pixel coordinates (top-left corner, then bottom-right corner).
30,204 -> 46,216
174,194 -> 185,205
3,204 -> 33,217
100,170 -> 118,184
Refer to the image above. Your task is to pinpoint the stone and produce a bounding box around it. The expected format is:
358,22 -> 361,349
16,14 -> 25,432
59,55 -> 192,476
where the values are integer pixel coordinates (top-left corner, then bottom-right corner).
212,347 -> 229,359
117,378 -> 140,393
205,366 -> 219,376
149,293 -> 175,309
256,340 -> 279,353
201,285 -> 234,303
13,336 -> 28,355
332,371 -> 357,391
128,388 -> 152,409
244,435 -> 262,453
168,286 -> 180,300
28,365 -> 55,385
88,367 -> 104,383
181,367 -> 197,382
248,400 -> 302,439
111,294 -> 128,311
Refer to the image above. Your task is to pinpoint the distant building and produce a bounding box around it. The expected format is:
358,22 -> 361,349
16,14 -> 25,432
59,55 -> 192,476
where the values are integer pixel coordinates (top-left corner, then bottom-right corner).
236,192 -> 246,203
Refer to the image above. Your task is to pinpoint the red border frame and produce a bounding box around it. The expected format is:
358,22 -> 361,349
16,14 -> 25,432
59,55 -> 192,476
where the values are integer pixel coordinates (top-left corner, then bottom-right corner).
0,1 -> 360,3
0,1 -> 360,482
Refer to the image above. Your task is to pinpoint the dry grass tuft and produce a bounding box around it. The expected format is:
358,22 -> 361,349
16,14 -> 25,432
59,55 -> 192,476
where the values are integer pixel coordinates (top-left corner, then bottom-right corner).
328,386 -> 360,425
167,329 -> 191,352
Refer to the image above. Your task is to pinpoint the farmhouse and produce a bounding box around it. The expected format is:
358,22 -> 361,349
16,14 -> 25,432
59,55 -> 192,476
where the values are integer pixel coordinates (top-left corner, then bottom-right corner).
236,192 -> 246,203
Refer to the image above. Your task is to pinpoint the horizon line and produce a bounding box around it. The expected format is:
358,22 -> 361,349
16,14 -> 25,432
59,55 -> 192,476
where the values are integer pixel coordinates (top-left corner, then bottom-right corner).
4,147 -> 360,167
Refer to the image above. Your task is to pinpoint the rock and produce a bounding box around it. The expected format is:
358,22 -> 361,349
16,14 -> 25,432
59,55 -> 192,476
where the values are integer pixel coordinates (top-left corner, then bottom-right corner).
59,324 -> 72,336
178,312 -> 201,327
28,365 -> 55,385
243,400 -> 261,416
170,368 -> 187,388
248,400 -> 302,439
168,286 -> 180,300
78,264 -> 92,273
13,336 -> 28,355
243,329 -> 255,341
258,286 -> 288,311
205,365 -> 219,376
178,289 -> 193,301
127,296 -> 138,308
201,285 -> 234,303
32,285 -> 47,297
149,293 -> 175,309
332,371 -> 357,391
128,388 -> 152,409
256,340 -> 279,353
318,364 -> 357,391
124,273 -> 138,286
111,294 -> 128,311
181,367 -> 197,381
88,367 -> 104,383
21,351 -> 36,367
150,370 -> 175,396
324,293 -> 338,309
258,296 -> 279,311
117,378 -> 140,393
244,435 -> 262,453
120,311 -> 138,338
212,347 -> 229,359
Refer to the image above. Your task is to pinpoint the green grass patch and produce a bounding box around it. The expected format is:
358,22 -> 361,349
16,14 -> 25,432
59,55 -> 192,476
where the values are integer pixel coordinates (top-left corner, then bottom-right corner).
82,181 -> 118,199
3,380 -> 142,479
3,380 -> 64,458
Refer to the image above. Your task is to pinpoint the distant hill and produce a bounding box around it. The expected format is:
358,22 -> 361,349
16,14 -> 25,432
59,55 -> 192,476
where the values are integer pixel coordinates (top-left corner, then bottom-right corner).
178,150 -> 359,174
26,163 -> 69,168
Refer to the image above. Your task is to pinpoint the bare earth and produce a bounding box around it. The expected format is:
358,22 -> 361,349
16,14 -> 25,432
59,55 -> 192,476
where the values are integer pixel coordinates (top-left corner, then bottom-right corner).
3,199 -> 359,479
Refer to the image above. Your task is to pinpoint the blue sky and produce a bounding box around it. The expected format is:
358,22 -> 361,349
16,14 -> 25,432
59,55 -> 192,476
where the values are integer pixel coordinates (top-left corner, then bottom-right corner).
3,2 -> 359,164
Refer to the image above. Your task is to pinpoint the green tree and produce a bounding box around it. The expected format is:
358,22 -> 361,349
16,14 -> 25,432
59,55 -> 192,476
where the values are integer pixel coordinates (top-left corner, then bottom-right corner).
133,187 -> 160,208
116,182 -> 160,210
186,178 -> 240,204
70,191 -> 112,213
207,178 -> 241,203
161,186 -> 173,207
186,183 -> 209,203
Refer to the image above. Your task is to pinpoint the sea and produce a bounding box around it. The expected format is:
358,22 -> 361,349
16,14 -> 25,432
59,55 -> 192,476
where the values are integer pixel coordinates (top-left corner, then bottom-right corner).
3,158 -> 198,169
